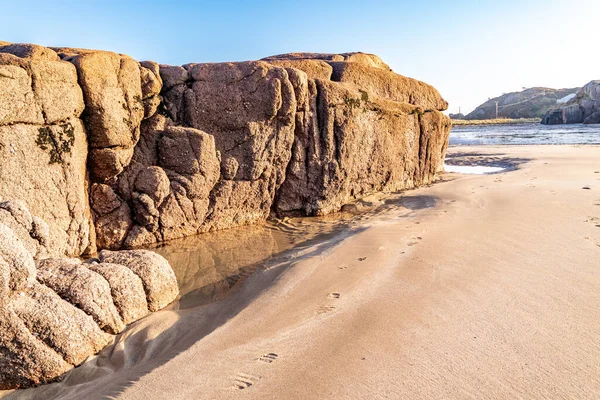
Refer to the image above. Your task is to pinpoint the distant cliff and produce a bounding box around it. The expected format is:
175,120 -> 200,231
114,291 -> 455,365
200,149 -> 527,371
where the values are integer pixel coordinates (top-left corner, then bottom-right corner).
464,87 -> 579,120
542,81 -> 600,124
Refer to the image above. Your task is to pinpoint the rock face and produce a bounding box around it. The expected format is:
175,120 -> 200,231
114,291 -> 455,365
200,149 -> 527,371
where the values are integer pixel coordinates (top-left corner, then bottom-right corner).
465,87 -> 579,120
261,53 -> 450,216
65,50 -> 145,181
0,44 -> 93,257
542,81 -> 600,124
0,41 -> 450,253
158,61 -> 296,232
0,203 -> 178,389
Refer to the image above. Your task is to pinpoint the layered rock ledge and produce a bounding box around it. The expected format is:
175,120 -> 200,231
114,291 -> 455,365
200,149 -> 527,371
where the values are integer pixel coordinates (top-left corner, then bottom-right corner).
0,42 -> 450,255
0,201 -> 178,389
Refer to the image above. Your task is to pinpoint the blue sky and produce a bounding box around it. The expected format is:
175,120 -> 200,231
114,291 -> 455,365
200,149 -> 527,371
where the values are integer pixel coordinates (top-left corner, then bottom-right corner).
2,0 -> 599,114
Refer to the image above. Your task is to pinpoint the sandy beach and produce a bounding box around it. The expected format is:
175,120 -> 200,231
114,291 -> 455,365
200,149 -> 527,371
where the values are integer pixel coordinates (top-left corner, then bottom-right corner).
5,144 -> 600,400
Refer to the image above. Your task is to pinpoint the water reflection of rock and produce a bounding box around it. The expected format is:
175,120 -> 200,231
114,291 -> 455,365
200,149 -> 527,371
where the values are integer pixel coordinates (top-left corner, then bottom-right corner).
152,191 -> 440,309
153,225 -> 282,307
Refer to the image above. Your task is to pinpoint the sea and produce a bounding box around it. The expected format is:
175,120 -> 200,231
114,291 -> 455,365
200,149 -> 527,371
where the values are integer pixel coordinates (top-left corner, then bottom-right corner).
449,123 -> 600,146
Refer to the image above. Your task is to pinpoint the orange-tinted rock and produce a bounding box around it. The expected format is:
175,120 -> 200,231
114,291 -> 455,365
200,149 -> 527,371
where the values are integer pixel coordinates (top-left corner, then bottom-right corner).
99,249 -> 178,312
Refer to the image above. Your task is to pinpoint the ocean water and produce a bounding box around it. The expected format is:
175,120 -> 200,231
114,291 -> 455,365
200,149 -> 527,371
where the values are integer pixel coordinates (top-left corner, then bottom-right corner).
450,123 -> 600,146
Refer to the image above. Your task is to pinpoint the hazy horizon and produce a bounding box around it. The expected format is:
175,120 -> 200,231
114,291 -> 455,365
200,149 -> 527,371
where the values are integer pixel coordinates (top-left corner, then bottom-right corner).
2,0 -> 599,115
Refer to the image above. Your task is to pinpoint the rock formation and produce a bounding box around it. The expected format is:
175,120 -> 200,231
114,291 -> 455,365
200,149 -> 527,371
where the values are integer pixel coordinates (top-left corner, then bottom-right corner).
0,44 -> 93,257
0,41 -> 450,252
0,201 -> 178,389
0,40 -> 450,389
542,80 -> 600,124
262,53 -> 450,216
465,87 -> 579,120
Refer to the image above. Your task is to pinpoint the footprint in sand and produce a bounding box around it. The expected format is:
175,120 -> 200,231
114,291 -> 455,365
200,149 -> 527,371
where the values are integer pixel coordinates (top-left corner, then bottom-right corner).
407,237 -> 423,246
257,353 -> 278,364
316,305 -> 336,314
233,373 -> 260,390
338,264 -> 349,270
328,292 -> 340,299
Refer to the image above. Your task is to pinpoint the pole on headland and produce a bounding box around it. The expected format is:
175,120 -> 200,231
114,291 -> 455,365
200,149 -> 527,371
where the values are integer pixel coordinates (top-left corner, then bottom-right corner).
495,101 -> 499,119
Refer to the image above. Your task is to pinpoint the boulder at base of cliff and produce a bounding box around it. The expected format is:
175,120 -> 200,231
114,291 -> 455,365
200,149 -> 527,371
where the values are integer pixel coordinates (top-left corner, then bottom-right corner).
0,202 -> 179,389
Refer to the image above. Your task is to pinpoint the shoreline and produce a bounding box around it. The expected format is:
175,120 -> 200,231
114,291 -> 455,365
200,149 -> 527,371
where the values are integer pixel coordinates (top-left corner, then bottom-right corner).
451,118 -> 541,126
5,144 -> 600,399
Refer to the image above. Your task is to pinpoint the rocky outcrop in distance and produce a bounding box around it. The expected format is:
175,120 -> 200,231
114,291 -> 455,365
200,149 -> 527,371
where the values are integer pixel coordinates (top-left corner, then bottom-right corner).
464,87 -> 579,120
0,200 -> 178,389
0,41 -> 451,255
542,80 -> 600,124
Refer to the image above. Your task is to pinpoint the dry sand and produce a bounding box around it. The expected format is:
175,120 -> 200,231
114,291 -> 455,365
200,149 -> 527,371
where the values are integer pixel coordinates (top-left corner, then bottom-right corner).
4,145 -> 600,400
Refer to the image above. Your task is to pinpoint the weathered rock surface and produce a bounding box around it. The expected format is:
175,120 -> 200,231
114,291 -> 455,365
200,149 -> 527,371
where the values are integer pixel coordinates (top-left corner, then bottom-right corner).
259,53 -> 450,216
0,308 -> 72,390
86,262 -> 149,324
0,42 -> 450,251
0,204 -> 178,389
0,200 -> 49,259
542,81 -> 600,124
0,47 -> 93,257
65,50 -> 145,181
98,249 -> 179,312
329,60 -> 448,111
261,58 -> 333,81
263,52 -> 392,70
169,61 -> 297,230
36,258 -> 126,334
10,282 -> 111,365
0,222 -> 36,293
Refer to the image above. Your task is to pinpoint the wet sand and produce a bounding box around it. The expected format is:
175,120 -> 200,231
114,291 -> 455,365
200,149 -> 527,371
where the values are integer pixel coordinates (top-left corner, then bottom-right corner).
5,145 -> 600,399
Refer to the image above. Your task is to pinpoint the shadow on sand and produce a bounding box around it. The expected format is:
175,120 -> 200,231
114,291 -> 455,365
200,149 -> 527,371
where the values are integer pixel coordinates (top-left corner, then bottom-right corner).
445,151 -> 532,171
7,194 -> 439,400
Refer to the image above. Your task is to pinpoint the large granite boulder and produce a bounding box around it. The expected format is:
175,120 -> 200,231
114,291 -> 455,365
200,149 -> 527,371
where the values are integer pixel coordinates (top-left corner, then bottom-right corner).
0,41 -> 451,252
0,204 -> 179,389
87,52 -> 449,246
98,249 -> 179,312
36,258 -> 127,334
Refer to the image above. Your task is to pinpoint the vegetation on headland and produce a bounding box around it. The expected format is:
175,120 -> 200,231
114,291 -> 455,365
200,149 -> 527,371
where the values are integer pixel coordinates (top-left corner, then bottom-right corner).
451,118 -> 541,126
